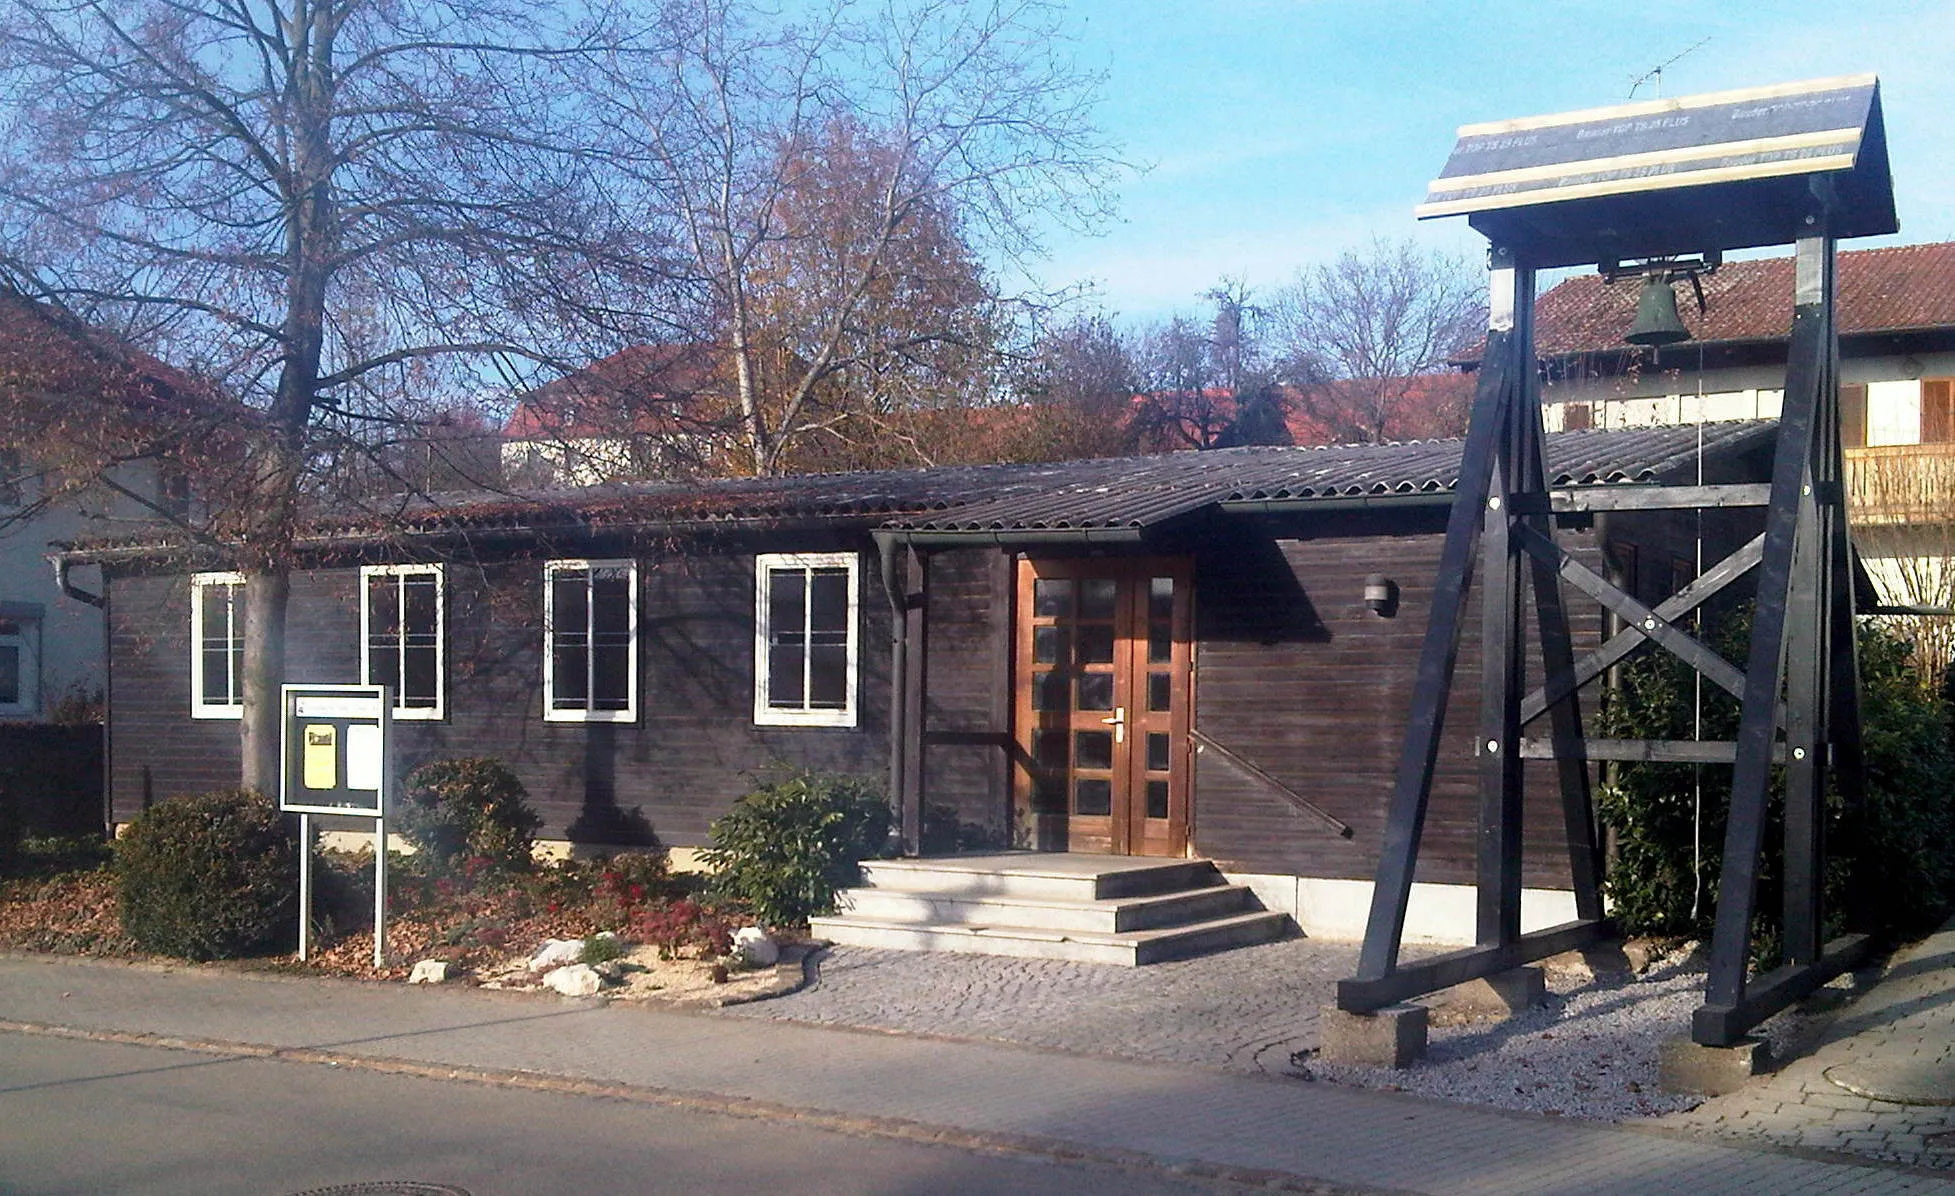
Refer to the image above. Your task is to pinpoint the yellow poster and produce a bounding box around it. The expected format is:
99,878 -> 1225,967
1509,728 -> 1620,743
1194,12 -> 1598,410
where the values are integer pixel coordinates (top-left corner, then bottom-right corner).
302,725 -> 337,790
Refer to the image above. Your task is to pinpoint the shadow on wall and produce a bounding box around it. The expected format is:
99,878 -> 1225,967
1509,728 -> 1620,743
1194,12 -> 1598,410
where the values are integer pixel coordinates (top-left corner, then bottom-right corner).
1195,531 -> 1328,646
565,722 -> 661,848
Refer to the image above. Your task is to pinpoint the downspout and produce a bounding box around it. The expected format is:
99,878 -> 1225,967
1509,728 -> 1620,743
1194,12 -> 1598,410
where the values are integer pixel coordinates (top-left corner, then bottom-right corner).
51,554 -> 112,839
51,554 -> 106,608
874,531 -> 912,854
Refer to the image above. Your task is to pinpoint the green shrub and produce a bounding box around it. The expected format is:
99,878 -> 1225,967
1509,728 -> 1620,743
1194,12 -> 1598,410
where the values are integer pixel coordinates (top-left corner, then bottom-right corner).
579,932 -> 626,965
115,789 -> 298,960
1596,613 -> 1955,945
396,758 -> 541,873
698,771 -> 892,928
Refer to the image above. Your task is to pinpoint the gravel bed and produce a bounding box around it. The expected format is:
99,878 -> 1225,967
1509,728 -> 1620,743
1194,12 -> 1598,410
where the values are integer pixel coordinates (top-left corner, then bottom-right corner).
1298,955 -> 1826,1122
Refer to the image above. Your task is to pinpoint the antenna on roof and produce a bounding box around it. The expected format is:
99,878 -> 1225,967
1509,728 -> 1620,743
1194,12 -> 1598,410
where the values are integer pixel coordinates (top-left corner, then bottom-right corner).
1627,37 -> 1711,99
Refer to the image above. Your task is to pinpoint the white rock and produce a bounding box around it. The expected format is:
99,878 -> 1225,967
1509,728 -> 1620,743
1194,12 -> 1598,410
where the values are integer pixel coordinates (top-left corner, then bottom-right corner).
732,926 -> 780,967
528,938 -> 585,972
407,960 -> 452,985
541,963 -> 603,997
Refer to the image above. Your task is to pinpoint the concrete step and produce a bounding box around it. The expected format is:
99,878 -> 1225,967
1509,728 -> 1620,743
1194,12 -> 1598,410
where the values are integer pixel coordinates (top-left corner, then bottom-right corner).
807,908 -> 1292,967
857,854 -> 1224,903
832,882 -> 1253,934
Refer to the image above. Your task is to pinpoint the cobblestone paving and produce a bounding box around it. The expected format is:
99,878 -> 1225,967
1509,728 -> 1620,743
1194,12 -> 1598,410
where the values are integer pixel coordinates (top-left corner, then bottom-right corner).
1657,927 -> 1955,1170
728,929 -> 1955,1172
722,938 -> 1364,1073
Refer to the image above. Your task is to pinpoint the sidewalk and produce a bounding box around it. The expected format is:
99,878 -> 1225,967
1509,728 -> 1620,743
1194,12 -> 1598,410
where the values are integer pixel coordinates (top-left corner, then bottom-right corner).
1661,923 -> 1955,1166
3,952 -> 1951,1196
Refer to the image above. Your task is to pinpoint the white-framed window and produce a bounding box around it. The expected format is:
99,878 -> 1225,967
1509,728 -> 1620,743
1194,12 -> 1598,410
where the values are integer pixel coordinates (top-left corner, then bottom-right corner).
754,551 -> 859,728
0,609 -> 41,718
543,558 -> 637,722
191,571 -> 246,719
361,564 -> 445,719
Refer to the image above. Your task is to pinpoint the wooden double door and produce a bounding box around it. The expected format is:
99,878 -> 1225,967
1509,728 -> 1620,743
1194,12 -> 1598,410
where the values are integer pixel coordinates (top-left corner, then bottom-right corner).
1014,558 -> 1193,856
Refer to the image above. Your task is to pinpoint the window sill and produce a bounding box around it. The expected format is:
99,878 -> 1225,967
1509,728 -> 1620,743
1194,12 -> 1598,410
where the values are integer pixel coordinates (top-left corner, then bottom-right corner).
191,706 -> 244,721
543,708 -> 638,724
755,708 -> 858,729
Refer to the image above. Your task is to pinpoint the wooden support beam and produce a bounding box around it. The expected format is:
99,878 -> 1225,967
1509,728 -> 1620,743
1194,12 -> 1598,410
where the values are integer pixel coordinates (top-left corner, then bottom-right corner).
1354,255 -> 1526,982
1477,354 -> 1527,948
1519,738 -> 1791,764
902,545 -> 927,853
1527,483 -> 1773,514
1692,934 -> 1872,1047
1520,359 -> 1603,923
1702,226 -> 1835,1033
1338,920 -> 1608,1013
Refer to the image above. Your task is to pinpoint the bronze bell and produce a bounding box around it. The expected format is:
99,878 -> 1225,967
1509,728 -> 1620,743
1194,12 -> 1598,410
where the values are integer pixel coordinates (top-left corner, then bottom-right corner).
1625,275 -> 1691,346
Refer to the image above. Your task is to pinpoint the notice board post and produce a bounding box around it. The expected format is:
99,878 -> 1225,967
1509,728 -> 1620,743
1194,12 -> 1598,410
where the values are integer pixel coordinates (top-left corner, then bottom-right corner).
281,684 -> 392,968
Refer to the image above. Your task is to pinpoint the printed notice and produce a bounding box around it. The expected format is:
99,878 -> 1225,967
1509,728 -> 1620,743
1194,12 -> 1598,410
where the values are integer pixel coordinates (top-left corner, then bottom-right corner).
295,696 -> 384,719
302,725 -> 338,789
345,724 -> 383,791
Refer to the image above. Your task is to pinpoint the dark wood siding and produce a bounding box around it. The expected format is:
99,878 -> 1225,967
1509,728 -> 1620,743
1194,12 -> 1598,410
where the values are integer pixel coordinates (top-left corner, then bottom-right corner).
918,547 -> 1011,849
108,539 -> 891,846
1189,522 -> 1608,889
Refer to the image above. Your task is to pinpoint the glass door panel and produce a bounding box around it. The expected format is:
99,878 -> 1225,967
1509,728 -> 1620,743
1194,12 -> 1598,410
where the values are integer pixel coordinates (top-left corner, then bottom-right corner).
1014,558 -> 1192,856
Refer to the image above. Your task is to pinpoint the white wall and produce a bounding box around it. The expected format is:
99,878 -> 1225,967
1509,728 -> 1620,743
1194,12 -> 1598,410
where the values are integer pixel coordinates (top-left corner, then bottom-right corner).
0,459 -> 168,720
1542,350 -> 1955,442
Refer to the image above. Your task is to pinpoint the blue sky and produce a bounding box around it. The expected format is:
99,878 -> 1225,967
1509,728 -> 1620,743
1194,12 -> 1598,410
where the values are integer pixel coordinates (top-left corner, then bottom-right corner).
1031,0 -> 1955,321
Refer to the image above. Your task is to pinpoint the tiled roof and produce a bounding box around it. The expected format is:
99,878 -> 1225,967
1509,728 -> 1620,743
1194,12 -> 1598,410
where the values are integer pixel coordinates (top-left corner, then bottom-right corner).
323,420 -> 1773,539
502,345 -> 716,439
887,420 -> 1772,533
1530,241 -> 1955,358
63,420 -> 1774,560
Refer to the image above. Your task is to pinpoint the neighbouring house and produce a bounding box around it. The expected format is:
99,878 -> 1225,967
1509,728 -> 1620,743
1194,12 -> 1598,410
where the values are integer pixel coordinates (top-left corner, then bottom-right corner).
500,345 -> 723,487
0,292 -> 243,836
0,292 -> 228,723
62,420 -> 1776,942
1514,242 -> 1955,649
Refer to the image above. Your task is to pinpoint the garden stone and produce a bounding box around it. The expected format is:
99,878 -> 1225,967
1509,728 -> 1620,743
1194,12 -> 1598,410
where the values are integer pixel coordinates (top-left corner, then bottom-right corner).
733,926 -> 779,967
407,960 -> 452,985
528,938 -> 585,972
542,963 -> 603,996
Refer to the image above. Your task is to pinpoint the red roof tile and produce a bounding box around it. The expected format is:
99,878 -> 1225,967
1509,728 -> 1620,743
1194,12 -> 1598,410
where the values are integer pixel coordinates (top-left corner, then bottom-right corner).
502,345 -> 717,439
1530,241 -> 1955,358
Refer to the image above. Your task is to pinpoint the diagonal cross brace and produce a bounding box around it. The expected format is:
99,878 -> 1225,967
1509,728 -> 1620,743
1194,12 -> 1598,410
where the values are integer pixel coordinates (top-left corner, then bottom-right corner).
1519,533 -> 1765,725
1514,522 -> 1748,702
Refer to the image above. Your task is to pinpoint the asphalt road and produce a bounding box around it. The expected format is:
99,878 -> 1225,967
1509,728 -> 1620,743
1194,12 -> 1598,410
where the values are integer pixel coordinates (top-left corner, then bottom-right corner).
0,1031 -> 1283,1196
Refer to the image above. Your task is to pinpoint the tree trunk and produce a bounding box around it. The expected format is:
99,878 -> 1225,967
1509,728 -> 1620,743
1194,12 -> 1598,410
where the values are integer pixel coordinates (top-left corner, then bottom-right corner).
240,566 -> 291,796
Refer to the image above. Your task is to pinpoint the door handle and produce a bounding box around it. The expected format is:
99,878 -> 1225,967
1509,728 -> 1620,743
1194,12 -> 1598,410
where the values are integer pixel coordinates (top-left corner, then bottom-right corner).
1100,706 -> 1126,744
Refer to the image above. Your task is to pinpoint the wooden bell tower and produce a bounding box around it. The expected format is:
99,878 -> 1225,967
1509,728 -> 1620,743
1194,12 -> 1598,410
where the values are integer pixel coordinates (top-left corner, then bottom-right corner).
1336,75 -> 1899,1047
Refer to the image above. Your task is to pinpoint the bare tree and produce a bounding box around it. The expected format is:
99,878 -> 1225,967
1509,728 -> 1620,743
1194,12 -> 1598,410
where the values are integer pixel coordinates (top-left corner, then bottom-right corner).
0,0 -> 653,791
1131,282 -> 1288,451
588,0 -> 1118,476
1269,238 -> 1484,444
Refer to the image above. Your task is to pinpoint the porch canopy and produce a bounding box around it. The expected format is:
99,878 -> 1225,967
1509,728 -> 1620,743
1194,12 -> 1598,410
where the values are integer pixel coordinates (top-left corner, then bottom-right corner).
1417,74 -> 1896,267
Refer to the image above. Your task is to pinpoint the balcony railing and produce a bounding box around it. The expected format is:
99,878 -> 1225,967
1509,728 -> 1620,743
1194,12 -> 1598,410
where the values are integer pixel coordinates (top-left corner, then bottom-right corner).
1844,443 -> 1955,526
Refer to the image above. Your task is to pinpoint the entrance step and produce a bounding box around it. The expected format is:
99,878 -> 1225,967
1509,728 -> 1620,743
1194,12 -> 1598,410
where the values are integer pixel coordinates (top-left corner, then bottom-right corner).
810,853 -> 1292,966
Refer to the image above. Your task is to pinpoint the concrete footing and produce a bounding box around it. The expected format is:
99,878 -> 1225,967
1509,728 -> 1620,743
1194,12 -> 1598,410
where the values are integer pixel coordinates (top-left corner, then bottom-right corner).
1319,1003 -> 1429,1068
1442,966 -> 1547,1017
1658,1034 -> 1773,1096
